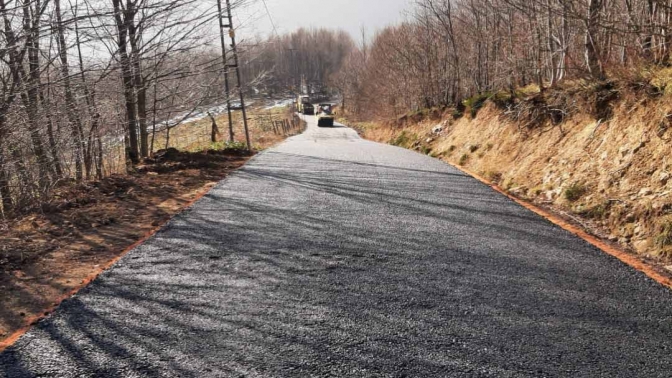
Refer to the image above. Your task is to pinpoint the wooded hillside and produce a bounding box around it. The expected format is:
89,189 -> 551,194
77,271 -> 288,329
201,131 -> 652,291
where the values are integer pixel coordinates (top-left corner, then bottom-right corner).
0,0 -> 352,216
335,0 -> 672,117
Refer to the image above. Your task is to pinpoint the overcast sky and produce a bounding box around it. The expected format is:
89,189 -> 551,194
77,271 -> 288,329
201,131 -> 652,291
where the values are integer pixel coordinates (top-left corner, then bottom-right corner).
235,0 -> 414,42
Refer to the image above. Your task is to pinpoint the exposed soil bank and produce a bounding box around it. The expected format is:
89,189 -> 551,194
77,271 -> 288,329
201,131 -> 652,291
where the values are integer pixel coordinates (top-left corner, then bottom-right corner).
0,106 -> 305,350
0,149 -> 251,346
356,97 -> 672,270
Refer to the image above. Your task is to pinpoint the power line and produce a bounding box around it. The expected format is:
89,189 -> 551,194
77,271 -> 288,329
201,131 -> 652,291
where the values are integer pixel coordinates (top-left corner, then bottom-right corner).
260,0 -> 279,38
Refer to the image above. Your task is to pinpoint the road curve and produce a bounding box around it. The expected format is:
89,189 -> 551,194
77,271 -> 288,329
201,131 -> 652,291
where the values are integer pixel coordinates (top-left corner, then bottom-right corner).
2,116 -> 672,377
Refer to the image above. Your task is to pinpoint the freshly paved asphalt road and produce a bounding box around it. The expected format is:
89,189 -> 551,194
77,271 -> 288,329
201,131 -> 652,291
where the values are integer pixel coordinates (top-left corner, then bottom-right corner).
3,116 -> 672,377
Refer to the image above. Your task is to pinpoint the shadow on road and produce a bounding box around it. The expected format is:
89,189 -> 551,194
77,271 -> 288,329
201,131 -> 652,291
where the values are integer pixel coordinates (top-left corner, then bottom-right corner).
3,151 -> 672,377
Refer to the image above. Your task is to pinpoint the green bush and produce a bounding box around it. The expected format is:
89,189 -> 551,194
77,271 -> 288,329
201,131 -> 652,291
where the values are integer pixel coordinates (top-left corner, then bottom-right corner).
564,183 -> 587,202
420,145 -> 432,155
655,221 -> 672,248
459,153 -> 469,165
578,201 -> 610,219
391,131 -> 411,147
463,92 -> 492,118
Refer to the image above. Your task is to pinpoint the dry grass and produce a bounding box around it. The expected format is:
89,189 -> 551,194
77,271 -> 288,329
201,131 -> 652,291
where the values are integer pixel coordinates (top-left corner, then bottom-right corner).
150,106 -> 295,153
99,105 -> 297,177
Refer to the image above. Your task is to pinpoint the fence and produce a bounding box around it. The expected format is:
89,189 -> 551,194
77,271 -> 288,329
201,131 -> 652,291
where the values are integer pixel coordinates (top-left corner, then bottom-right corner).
270,114 -> 304,135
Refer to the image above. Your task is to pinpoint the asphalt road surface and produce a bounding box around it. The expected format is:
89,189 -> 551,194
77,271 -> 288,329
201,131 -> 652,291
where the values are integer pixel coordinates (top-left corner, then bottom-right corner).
2,116 -> 672,377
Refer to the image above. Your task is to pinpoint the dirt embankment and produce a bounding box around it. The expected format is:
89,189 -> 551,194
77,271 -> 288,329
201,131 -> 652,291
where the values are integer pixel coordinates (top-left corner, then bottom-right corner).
357,89 -> 672,268
0,148 -> 251,344
0,105 -> 304,349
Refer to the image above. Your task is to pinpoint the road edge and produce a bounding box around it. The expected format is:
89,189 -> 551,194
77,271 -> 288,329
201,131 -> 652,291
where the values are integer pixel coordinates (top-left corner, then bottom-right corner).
0,155 -> 262,353
449,161 -> 672,290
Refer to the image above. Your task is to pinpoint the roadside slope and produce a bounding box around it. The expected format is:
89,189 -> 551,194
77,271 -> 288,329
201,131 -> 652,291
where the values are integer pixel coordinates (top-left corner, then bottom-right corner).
359,97 -> 672,264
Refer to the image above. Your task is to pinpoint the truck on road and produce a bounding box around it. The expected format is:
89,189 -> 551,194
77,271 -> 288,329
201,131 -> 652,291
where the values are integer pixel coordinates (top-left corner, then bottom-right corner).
297,95 -> 315,115
316,103 -> 335,127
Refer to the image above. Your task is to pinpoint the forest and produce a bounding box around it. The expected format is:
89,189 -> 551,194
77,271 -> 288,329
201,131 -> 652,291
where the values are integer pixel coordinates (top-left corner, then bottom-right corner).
334,0 -> 672,118
4,0 -> 671,216
0,0 -> 353,216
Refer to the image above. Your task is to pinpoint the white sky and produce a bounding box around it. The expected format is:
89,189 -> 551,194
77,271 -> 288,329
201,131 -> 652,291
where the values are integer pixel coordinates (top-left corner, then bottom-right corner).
234,0 -> 414,42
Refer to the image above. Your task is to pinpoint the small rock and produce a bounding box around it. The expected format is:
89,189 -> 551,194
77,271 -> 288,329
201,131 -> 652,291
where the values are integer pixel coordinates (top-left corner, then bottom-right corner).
639,188 -> 653,196
633,240 -> 649,252
432,125 -> 443,134
661,172 -> 671,185
625,213 -> 636,223
619,146 -> 629,157
426,138 -> 434,144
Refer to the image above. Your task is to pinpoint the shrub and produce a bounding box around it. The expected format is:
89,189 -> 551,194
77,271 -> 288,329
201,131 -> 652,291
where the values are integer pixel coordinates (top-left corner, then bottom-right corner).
529,186 -> 543,197
578,201 -> 611,219
463,92 -> 492,118
459,153 -> 469,165
486,171 -> 502,183
655,222 -> 672,248
391,131 -> 411,147
420,145 -> 432,155
209,140 -> 247,151
564,183 -> 587,202
450,102 -> 466,120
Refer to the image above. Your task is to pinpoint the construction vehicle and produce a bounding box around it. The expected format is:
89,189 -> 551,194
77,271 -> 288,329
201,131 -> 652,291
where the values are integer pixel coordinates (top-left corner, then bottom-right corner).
297,95 -> 314,115
316,103 -> 335,127
303,102 -> 315,115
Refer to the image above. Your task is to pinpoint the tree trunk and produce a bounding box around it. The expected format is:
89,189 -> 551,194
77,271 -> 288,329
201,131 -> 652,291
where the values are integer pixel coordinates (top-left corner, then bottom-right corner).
74,0 -> 102,179
39,77 -> 63,178
128,6 -> 149,158
586,0 -> 605,79
55,0 -> 86,182
112,0 -> 140,166
0,116 -> 13,213
19,0 -> 51,189
209,112 -> 220,143
547,0 -> 558,87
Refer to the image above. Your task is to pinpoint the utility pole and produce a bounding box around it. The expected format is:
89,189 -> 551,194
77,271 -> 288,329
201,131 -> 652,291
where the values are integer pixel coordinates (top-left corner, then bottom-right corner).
286,48 -> 298,93
217,0 -> 251,151
216,0 -> 234,142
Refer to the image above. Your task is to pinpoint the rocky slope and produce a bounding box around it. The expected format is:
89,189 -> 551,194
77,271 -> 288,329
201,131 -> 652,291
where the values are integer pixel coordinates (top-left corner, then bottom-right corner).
357,91 -> 672,263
